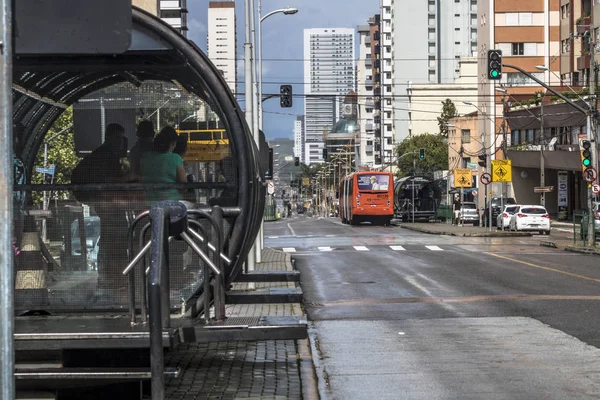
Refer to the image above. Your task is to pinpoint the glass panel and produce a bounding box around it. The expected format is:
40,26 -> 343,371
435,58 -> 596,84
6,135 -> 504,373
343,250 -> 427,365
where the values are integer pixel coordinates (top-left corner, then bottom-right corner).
14,80 -> 236,311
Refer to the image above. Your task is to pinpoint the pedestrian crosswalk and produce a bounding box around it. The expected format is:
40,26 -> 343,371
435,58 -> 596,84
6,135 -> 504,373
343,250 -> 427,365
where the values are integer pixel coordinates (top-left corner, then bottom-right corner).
280,245 -> 447,253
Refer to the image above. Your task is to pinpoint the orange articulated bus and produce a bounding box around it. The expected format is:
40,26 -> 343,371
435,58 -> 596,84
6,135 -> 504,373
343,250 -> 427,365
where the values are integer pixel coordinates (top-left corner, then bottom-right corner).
339,171 -> 394,226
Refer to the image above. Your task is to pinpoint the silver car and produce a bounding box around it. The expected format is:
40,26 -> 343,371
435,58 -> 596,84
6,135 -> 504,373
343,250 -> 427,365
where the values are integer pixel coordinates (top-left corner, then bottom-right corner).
456,202 -> 479,226
496,205 -> 519,230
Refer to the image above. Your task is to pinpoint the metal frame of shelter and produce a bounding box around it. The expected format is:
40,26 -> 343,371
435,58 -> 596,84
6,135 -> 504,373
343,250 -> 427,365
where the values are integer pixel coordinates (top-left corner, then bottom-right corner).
0,5 -> 277,398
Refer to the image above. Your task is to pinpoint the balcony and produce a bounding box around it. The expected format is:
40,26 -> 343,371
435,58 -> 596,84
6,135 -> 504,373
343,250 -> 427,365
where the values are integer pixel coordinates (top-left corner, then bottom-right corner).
374,59 -> 381,69
366,145 -> 374,153
374,87 -> 381,96
365,123 -> 374,131
577,54 -> 590,70
365,58 -> 372,67
374,73 -> 381,83
373,31 -> 380,41
374,45 -> 381,55
576,16 -> 592,35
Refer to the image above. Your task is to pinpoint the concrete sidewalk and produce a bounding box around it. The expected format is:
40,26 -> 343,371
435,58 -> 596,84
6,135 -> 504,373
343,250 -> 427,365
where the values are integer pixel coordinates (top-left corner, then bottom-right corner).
164,248 -> 316,400
396,222 -> 532,237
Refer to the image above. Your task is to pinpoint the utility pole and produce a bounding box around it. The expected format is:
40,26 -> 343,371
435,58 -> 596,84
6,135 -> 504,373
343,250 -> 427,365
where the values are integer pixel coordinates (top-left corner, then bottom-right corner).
587,35 -> 597,246
244,0 -> 256,272
540,93 -> 545,207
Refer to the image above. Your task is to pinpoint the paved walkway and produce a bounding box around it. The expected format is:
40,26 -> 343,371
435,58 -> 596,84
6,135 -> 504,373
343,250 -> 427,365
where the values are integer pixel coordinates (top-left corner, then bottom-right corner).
164,248 -> 312,400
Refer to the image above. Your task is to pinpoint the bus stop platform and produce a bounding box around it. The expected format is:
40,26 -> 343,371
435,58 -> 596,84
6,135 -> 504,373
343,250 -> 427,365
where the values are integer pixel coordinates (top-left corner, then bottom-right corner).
164,248 -> 316,400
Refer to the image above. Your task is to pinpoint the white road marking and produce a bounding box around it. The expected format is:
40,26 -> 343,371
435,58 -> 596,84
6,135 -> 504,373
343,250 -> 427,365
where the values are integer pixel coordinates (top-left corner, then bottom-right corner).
287,223 -> 296,237
318,246 -> 333,252
390,245 -> 406,251
326,234 -> 336,237
282,247 -> 296,253
267,236 -> 279,239
354,246 -> 369,251
426,245 -> 444,251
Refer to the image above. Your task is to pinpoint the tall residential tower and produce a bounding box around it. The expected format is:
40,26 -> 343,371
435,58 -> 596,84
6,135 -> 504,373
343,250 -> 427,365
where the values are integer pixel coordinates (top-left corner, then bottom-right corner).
208,1 -> 237,94
303,28 -> 356,164
384,0 -> 478,143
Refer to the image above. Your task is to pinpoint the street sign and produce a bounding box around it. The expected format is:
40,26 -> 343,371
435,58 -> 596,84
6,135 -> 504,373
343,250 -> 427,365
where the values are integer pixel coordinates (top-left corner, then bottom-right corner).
480,172 -> 492,185
583,167 -> 598,183
302,177 -> 309,186
491,160 -> 512,182
592,184 -> 600,194
534,186 -> 554,193
267,180 -> 275,195
453,168 -> 473,188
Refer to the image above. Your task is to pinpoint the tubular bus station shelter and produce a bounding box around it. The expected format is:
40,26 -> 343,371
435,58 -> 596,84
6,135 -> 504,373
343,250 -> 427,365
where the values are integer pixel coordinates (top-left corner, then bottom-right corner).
1,5 -> 306,399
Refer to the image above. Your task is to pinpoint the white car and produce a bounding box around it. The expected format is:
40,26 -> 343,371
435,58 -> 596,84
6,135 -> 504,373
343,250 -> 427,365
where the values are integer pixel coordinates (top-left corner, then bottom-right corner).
508,205 -> 550,235
496,204 -> 519,230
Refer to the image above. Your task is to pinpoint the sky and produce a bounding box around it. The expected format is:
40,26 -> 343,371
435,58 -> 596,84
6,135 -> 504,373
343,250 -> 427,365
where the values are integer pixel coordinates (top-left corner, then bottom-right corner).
187,0 -> 380,140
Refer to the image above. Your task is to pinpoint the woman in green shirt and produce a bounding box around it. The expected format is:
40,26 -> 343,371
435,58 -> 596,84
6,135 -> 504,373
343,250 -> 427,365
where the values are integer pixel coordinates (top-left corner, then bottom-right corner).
140,126 -> 187,204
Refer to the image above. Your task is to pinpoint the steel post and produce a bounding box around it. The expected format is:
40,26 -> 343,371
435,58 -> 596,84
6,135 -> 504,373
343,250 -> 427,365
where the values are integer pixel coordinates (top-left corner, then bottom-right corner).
0,0 -> 14,396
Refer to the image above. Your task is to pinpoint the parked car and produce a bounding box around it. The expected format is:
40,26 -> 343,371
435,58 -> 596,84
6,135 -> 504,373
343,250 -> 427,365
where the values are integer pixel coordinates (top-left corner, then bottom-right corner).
508,205 -> 550,234
579,202 -> 600,240
483,197 -> 517,227
455,202 -> 479,226
67,216 -> 100,271
496,204 -> 520,230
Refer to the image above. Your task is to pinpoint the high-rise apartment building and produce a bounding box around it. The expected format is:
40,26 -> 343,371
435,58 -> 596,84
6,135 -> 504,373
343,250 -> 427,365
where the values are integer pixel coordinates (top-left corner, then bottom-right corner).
304,28 -> 356,165
159,0 -> 188,36
384,0 -> 478,144
208,1 -> 237,94
357,20 -> 376,168
477,0 -> 560,163
293,116 -> 305,162
133,0 -> 158,15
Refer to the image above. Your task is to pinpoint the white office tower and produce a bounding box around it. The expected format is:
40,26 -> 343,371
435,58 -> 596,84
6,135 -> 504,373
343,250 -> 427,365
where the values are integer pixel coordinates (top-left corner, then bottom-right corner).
357,21 -> 376,168
387,0 -> 477,141
159,0 -> 188,36
293,116 -> 305,162
207,1 -> 237,94
304,28 -> 356,165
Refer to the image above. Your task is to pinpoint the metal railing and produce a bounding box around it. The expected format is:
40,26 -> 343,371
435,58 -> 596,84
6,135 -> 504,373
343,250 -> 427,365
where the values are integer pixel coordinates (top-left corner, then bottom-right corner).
121,201 -> 232,399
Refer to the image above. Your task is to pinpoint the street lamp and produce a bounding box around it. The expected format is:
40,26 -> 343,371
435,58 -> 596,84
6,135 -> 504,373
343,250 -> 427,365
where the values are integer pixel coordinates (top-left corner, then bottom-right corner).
257,5 -> 299,130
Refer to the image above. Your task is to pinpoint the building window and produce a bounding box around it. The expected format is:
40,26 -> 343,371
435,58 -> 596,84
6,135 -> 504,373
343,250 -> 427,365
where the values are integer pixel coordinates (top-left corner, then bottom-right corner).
512,43 -> 524,55
562,39 -> 570,53
461,129 -> 471,144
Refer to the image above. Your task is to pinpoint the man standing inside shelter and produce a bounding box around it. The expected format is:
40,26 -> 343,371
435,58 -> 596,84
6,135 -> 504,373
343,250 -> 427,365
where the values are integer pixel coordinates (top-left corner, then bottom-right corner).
72,123 -> 131,301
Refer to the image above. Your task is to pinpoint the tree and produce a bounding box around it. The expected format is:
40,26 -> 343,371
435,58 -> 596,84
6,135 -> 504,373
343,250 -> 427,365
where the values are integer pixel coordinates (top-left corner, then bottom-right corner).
437,98 -> 458,137
31,107 -> 81,206
395,134 -> 448,178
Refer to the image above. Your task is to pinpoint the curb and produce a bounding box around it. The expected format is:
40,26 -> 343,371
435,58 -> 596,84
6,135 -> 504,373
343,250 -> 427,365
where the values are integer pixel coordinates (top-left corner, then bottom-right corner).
565,246 -> 600,255
298,338 -> 320,400
540,241 -> 558,248
398,224 -> 533,237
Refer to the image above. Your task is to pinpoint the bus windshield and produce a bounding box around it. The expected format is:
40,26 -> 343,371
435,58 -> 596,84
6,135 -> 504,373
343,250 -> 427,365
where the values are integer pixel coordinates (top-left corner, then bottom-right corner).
356,174 -> 390,191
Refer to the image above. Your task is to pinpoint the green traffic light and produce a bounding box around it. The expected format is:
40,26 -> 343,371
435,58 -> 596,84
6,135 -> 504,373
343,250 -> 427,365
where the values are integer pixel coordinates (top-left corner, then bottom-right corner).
491,70 -> 499,78
583,159 -> 591,167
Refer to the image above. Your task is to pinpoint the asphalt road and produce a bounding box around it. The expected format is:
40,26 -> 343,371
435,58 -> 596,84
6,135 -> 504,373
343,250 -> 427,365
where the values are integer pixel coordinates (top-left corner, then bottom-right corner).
265,216 -> 600,400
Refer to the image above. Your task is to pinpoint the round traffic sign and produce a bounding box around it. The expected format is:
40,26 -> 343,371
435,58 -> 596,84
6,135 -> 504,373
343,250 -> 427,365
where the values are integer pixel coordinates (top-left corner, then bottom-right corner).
593,184 -> 600,195
267,180 -> 275,195
480,172 -> 492,185
583,167 -> 598,183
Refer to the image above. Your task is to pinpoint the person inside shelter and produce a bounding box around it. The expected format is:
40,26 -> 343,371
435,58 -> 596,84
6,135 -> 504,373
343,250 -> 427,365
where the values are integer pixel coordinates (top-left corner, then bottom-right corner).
71,123 -> 132,301
140,126 -> 187,204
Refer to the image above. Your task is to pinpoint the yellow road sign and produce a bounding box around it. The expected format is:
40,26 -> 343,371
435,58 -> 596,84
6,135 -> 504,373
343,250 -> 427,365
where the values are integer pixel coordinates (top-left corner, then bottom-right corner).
454,168 -> 473,188
302,177 -> 310,186
491,160 -> 512,182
